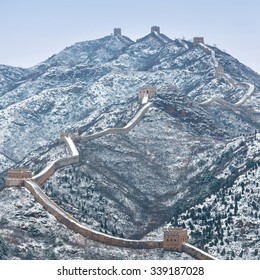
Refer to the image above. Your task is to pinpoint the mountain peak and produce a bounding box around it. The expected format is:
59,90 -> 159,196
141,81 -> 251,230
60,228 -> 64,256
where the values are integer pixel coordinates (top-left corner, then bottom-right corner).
137,30 -> 172,46
42,34 -> 133,68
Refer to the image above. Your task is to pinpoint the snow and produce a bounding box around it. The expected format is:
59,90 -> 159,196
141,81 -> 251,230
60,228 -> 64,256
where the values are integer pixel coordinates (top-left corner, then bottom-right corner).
0,31 -> 259,259
200,81 -> 255,107
142,94 -> 148,104
153,31 -> 169,44
0,154 -> 14,173
32,160 -> 58,180
235,82 -> 255,106
0,34 -> 258,169
195,43 -> 255,107
117,35 -> 134,46
124,102 -> 152,129
176,39 -> 189,50
64,136 -> 79,157
199,43 -> 218,67
183,243 -> 218,259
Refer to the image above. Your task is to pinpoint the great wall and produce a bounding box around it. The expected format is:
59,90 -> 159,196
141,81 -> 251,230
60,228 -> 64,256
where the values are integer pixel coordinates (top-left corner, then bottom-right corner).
5,29 -> 256,260
5,99 -> 217,260
195,38 -> 255,108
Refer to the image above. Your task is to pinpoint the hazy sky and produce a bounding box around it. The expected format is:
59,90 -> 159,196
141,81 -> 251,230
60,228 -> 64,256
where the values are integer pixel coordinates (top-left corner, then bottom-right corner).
0,0 -> 260,73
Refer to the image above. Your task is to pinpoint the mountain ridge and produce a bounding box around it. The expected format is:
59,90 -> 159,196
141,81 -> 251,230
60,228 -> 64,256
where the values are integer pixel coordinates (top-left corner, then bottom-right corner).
0,29 -> 259,260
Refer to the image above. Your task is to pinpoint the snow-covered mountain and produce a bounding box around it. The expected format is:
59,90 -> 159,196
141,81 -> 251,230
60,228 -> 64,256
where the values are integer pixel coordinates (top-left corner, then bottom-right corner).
0,30 -> 259,259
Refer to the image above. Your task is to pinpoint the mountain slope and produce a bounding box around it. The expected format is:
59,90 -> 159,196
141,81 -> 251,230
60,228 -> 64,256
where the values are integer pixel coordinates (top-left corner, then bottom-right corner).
0,31 -> 259,259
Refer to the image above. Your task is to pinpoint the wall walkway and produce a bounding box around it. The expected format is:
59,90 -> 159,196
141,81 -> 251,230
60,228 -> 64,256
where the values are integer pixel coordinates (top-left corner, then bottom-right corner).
73,102 -> 153,142
32,136 -> 79,185
198,43 -> 255,108
24,180 -> 163,249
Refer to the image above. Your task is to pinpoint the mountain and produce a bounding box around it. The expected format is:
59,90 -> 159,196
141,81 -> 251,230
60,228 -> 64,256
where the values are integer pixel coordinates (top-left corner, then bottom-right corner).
0,29 -> 259,260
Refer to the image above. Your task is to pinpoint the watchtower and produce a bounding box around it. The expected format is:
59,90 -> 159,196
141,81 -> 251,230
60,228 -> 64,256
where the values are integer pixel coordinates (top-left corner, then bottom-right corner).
6,169 -> 32,187
193,37 -> 204,45
215,64 -> 224,77
163,226 -> 188,251
138,85 -> 157,99
151,26 -> 160,33
114,28 -> 121,36
60,131 -> 71,140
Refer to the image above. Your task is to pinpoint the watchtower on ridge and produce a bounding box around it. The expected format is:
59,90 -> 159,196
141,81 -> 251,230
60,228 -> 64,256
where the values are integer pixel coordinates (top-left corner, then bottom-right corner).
163,226 -> 189,251
215,64 -> 224,77
138,85 -> 157,99
114,28 -> 121,36
6,169 -> 32,187
60,132 -> 71,139
193,37 -> 204,45
151,26 -> 160,33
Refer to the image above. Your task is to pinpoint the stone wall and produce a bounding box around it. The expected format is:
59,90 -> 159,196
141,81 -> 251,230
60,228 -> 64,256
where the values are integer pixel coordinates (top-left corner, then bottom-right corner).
21,104 -> 167,250
32,136 -> 79,185
25,178 -> 220,255
32,160 -> 58,185
75,102 -> 153,142
197,43 -> 211,55
12,102 -> 218,258
22,104 -> 166,249
24,179 -> 163,250
182,243 -> 218,260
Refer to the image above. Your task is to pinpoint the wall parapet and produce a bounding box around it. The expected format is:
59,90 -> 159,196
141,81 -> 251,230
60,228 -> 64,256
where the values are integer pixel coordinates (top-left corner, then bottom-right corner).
24,179 -> 219,256
182,243 -> 218,260
24,180 -> 163,250
62,136 -> 79,158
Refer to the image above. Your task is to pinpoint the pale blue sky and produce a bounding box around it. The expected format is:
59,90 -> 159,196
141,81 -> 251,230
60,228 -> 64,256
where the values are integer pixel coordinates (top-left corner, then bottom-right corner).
0,0 -> 260,73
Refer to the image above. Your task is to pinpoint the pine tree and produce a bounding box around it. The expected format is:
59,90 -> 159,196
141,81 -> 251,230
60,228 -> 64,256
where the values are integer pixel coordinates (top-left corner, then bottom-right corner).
234,199 -> 238,216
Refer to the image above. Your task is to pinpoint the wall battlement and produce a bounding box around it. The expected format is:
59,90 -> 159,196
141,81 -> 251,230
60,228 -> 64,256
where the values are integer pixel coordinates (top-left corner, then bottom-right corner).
182,243 -> 218,260
74,102 -> 153,142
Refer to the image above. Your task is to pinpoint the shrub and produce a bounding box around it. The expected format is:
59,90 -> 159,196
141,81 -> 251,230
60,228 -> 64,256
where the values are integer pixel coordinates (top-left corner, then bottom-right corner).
0,177 -> 5,191
0,236 -> 8,259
